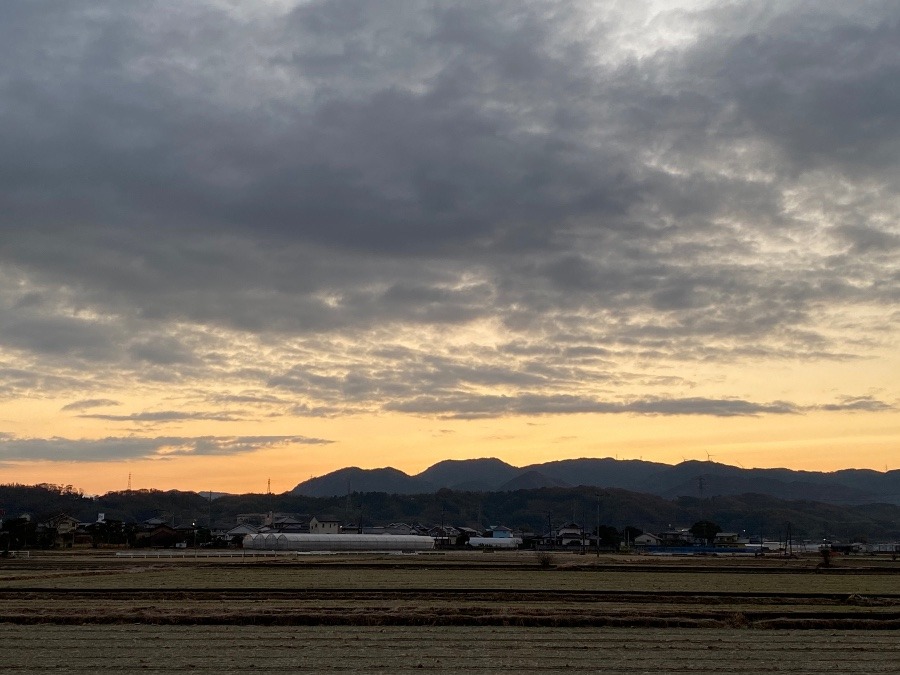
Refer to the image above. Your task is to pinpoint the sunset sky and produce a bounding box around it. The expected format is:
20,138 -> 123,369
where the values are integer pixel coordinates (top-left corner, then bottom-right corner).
1,1 -> 898,495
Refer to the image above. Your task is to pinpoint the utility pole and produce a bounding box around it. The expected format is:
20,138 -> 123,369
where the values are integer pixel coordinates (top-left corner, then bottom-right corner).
580,504 -> 585,555
547,512 -> 553,550
596,494 -> 601,557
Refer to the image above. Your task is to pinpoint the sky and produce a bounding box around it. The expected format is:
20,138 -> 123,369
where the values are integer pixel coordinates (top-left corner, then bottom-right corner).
0,0 -> 898,495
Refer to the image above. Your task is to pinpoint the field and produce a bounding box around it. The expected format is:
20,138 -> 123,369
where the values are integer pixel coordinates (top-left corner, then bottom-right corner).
2,550 -> 899,673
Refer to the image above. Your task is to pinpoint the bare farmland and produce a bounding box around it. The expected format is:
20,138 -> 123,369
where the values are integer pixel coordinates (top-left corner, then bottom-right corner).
1,625 -> 898,674
1,551 -> 898,673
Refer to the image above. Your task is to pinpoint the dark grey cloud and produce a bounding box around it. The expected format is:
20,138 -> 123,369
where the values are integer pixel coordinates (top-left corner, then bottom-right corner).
816,397 -> 895,413
127,336 -> 197,366
0,434 -> 333,463
77,410 -> 245,424
0,364 -> 96,401
708,5 -> 900,175
60,398 -> 121,412
204,392 -> 289,406
385,393 -> 895,420
385,394 -> 799,420
0,1 -> 896,426
0,312 -> 115,361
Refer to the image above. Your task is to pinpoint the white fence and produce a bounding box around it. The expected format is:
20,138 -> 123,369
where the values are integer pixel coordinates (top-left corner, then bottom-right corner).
1,550 -> 30,558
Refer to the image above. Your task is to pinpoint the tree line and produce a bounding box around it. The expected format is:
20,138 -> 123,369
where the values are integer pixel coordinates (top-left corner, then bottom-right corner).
2,483 -> 898,543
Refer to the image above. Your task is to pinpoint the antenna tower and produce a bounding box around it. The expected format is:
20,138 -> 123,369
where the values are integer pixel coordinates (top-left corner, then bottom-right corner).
127,472 -> 132,493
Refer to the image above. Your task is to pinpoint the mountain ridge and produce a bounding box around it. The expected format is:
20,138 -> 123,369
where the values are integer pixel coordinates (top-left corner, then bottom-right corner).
291,457 -> 900,505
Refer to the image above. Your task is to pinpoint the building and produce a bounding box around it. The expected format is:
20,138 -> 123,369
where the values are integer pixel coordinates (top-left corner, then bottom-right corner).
38,513 -> 79,548
485,525 -> 514,538
428,525 -> 460,547
272,516 -> 308,533
226,523 -> 259,544
633,533 -> 661,547
309,515 -> 341,534
556,522 -> 588,548
714,532 -> 741,547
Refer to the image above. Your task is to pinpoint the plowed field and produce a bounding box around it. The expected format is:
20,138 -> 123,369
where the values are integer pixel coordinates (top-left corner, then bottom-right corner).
2,551 -> 898,672
1,625 -> 898,673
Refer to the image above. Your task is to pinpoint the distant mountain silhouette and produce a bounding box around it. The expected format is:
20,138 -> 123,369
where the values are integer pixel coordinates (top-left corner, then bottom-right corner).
293,466 -> 422,497
520,458 -> 667,491
499,470 -> 570,491
418,458 -> 521,491
291,457 -> 900,505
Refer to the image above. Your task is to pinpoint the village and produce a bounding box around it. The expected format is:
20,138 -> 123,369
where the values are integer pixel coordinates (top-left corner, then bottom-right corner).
4,509 -> 896,556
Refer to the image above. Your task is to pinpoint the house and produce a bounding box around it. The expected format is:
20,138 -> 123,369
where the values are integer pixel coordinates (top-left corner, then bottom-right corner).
633,533 -> 661,547
143,516 -> 169,528
428,525 -> 460,547
227,523 -> 259,537
272,516 -> 308,533
556,522 -> 587,547
384,522 -> 416,535
147,524 -> 179,548
714,532 -> 741,547
457,526 -> 480,541
43,513 -> 79,548
537,522 -> 595,549
236,513 -> 268,527
309,515 -> 341,534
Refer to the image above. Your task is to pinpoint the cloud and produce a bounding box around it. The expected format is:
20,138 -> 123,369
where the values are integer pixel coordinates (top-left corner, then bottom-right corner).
0,0 -> 896,453
815,396 -> 895,413
385,393 -> 897,420
0,434 -> 333,462
60,398 -> 121,412
127,336 -> 197,365
0,364 -> 95,401
386,394 -> 799,420
0,313 -> 116,361
77,410 -> 246,424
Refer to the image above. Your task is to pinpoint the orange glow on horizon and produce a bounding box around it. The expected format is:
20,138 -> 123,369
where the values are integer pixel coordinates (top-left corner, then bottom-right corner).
1,409 -> 896,495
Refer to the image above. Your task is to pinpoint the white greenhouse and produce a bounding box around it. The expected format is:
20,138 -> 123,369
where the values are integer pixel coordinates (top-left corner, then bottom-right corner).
242,533 -> 435,552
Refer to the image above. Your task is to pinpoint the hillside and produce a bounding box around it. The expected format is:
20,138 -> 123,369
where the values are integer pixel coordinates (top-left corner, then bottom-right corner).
291,458 -> 900,505
3,482 -> 900,543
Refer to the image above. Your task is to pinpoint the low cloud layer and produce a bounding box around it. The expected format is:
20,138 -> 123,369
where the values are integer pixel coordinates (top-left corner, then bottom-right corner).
0,434 -> 333,463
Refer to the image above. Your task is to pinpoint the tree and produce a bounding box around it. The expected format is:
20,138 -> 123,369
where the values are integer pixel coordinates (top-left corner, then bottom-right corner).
1,517 -> 35,550
690,520 -> 721,545
595,525 -> 621,548
89,519 -> 127,548
622,526 -> 643,546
